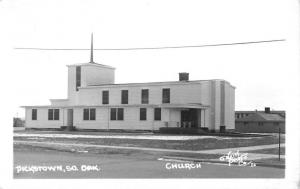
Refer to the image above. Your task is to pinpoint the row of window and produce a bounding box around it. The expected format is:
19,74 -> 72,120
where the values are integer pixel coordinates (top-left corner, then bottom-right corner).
243,122 -> 280,126
102,88 -> 170,105
31,108 -> 162,121
32,109 -> 60,121
83,108 -> 161,121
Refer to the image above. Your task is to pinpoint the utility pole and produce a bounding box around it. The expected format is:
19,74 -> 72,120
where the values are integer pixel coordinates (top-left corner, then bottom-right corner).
278,127 -> 281,161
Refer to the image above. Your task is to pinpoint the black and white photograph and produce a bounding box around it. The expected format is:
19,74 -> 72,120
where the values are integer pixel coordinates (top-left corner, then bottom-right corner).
0,0 -> 299,188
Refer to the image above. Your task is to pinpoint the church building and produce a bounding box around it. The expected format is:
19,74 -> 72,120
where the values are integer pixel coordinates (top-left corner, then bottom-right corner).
22,36 -> 235,132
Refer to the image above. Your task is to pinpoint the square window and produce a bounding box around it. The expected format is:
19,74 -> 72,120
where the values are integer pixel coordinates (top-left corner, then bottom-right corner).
83,108 -> 96,120
48,109 -> 59,120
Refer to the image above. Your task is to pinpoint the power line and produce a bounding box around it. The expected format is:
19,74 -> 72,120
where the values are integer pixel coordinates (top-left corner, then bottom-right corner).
14,39 -> 285,51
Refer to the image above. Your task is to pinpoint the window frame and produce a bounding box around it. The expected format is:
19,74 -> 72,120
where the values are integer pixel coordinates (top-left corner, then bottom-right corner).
102,90 -> 109,104
110,108 -> 124,121
48,109 -> 59,120
140,108 -> 147,121
162,88 -> 170,103
110,108 -> 117,120
117,108 -> 124,120
76,66 -> 81,91
121,90 -> 129,104
141,89 -> 149,104
32,109 -> 37,120
154,108 -> 161,121
83,108 -> 96,121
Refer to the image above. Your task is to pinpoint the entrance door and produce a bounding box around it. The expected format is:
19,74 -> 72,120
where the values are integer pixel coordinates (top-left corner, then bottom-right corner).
67,109 -> 73,126
181,109 -> 198,128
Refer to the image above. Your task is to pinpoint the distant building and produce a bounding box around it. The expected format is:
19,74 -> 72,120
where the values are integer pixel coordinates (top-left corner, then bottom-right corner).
235,107 -> 285,119
21,35 -> 235,132
13,117 -> 25,127
235,107 -> 285,133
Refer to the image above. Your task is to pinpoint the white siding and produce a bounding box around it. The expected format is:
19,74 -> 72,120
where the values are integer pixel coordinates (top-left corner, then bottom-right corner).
78,82 -> 207,106
25,108 -> 65,129
25,65 -> 235,131
73,107 -> 167,131
82,65 -> 114,86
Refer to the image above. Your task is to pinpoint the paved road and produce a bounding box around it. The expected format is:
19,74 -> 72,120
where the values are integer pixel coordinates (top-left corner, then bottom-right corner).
14,148 -> 284,178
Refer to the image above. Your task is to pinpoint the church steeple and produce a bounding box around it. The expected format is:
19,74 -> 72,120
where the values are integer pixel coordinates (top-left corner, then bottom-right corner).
90,33 -> 94,63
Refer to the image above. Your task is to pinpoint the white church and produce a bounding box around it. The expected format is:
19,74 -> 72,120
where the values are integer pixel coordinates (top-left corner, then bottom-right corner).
22,36 -> 235,132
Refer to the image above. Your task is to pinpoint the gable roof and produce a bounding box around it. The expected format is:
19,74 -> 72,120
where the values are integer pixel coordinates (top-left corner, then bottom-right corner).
236,112 -> 285,122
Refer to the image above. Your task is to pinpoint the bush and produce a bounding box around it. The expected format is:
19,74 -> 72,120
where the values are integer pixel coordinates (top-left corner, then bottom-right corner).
159,127 -> 208,135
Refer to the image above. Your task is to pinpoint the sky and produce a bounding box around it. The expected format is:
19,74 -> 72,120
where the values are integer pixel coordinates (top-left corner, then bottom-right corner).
0,0 -> 299,118
0,0 -> 300,187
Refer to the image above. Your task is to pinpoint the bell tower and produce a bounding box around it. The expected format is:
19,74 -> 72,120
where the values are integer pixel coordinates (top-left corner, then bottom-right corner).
67,34 -> 115,105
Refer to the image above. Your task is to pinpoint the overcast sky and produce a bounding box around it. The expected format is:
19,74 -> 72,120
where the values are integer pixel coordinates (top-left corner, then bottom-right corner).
0,0 -> 298,117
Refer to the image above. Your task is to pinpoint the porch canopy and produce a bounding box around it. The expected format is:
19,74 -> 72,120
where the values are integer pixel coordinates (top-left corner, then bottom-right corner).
160,103 -> 209,109
160,103 -> 209,128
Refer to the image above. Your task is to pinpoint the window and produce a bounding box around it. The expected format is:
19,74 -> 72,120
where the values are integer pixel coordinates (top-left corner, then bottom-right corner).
140,108 -> 147,121
162,88 -> 170,103
141,89 -> 149,104
48,109 -> 53,120
121,90 -> 128,104
117,108 -> 124,120
83,108 -> 96,120
258,122 -> 264,126
243,122 -> 248,125
54,109 -> 59,120
32,109 -> 37,120
83,109 -> 89,120
110,108 -> 124,121
48,109 -> 59,120
76,66 -> 81,91
90,108 -> 96,120
102,90 -> 109,104
273,122 -> 279,126
154,108 -> 161,121
110,108 -> 117,120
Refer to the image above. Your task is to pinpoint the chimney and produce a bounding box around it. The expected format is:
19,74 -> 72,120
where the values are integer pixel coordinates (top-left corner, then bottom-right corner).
265,107 -> 271,113
179,72 -> 189,81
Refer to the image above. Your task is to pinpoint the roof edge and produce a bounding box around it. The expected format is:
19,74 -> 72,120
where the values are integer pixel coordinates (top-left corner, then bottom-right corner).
67,62 -> 115,70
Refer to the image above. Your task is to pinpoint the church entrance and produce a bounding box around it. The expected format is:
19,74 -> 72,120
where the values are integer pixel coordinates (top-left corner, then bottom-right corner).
180,109 -> 198,128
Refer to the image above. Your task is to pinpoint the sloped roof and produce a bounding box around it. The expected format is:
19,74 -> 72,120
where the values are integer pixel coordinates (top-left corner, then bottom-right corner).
236,112 -> 285,122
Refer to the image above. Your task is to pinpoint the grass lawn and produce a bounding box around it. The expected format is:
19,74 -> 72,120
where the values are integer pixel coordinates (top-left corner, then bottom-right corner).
255,158 -> 285,166
14,143 -> 221,161
246,147 -> 285,155
14,132 -> 285,151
